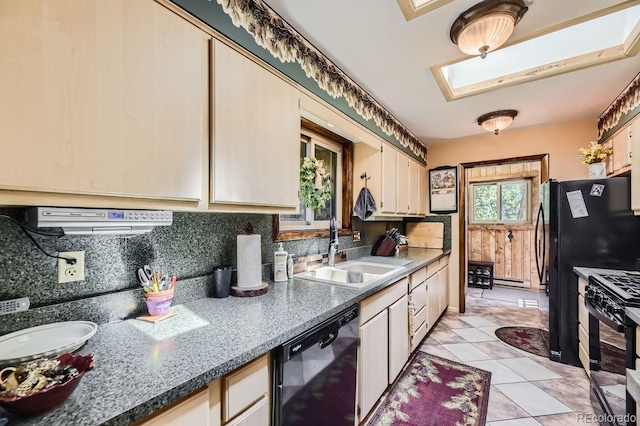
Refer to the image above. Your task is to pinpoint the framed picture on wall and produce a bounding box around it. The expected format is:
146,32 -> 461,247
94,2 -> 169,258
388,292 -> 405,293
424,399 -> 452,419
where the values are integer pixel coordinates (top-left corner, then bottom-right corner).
429,166 -> 458,214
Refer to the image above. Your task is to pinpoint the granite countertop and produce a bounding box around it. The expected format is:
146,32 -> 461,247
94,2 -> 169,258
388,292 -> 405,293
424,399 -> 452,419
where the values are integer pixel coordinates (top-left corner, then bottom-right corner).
13,248 -> 449,425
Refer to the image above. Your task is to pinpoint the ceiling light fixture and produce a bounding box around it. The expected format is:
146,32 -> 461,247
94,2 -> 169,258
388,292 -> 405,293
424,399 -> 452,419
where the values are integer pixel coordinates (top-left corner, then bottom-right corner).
477,110 -> 518,135
450,0 -> 528,59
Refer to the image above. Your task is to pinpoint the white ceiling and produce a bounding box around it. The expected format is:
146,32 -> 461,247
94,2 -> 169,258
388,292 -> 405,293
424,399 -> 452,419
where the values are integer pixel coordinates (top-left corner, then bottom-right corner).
262,0 -> 640,144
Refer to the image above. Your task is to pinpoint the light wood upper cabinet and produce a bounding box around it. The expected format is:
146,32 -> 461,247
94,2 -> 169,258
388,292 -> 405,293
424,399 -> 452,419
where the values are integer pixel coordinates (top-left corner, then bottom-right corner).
397,156 -> 410,214
0,0 -> 209,206
419,166 -> 428,216
381,145 -> 398,214
612,130 -> 632,172
408,159 -> 422,215
627,116 -> 640,214
353,142 -> 427,218
212,40 -> 299,210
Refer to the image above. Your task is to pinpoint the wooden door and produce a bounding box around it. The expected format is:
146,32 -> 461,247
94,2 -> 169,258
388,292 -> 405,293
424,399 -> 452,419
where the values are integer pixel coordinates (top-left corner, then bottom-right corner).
426,274 -> 440,329
381,145 -> 398,213
358,309 -> 389,421
0,0 -> 209,204
388,294 -> 409,384
213,40 -> 299,209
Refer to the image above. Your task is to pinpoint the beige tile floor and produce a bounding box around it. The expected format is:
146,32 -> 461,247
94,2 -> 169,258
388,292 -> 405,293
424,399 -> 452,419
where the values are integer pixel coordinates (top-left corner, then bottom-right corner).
418,286 -> 599,425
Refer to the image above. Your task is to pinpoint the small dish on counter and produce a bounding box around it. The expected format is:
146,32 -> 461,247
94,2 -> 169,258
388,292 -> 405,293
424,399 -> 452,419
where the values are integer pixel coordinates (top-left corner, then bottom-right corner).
0,353 -> 94,416
0,321 -> 98,366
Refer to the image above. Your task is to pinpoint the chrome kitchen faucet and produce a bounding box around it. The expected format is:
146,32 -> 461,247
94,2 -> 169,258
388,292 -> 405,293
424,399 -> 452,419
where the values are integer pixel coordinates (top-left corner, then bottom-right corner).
328,216 -> 338,267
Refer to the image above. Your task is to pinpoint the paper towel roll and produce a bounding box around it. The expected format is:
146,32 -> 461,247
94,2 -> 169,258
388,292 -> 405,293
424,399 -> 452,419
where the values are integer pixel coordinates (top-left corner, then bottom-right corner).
237,234 -> 262,288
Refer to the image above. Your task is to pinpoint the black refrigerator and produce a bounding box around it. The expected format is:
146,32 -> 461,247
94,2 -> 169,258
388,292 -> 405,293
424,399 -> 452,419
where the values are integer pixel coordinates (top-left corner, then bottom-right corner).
537,176 -> 640,367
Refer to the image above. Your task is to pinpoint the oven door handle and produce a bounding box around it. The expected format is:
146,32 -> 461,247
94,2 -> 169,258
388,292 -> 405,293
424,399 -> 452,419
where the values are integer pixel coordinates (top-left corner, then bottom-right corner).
319,332 -> 338,349
584,299 -> 625,332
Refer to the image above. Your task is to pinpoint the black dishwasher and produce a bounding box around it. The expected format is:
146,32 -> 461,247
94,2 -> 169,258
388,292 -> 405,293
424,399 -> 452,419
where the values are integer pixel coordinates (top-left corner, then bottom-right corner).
272,305 -> 359,426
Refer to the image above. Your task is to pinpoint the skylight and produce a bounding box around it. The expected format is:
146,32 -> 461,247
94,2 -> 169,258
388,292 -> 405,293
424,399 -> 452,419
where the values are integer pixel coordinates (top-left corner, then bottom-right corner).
432,4 -> 640,100
396,0 -> 453,21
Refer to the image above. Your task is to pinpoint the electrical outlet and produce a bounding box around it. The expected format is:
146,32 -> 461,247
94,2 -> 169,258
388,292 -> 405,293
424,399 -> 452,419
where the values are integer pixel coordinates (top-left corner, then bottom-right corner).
58,251 -> 85,283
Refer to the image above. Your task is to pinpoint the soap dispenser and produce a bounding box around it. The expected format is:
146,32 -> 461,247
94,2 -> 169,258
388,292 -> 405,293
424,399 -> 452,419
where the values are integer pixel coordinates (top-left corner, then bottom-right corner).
274,242 -> 288,282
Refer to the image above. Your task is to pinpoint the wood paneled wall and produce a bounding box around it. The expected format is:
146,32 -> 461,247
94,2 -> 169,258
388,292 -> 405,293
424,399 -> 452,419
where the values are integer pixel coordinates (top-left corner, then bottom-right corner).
466,161 -> 546,289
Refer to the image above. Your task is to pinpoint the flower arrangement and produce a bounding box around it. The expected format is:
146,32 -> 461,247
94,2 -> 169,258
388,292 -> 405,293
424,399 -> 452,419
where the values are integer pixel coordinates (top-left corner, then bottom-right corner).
300,157 -> 331,213
578,141 -> 612,164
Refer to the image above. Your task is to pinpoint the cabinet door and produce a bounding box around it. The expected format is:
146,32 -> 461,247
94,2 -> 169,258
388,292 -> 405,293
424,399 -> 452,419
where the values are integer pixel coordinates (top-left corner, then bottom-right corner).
381,145 -> 398,213
408,160 -> 421,215
397,156 -> 410,215
0,0 -> 208,204
440,266 -> 449,313
419,165 -> 428,216
426,274 -> 440,330
359,309 -> 389,421
138,387 -> 209,425
612,131 -> 631,171
631,118 -> 640,213
213,41 -> 299,208
388,294 -> 409,384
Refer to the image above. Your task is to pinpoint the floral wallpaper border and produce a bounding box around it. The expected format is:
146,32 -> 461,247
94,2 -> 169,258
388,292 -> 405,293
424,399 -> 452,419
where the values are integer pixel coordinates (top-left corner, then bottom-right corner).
216,0 -> 428,161
598,72 -> 640,139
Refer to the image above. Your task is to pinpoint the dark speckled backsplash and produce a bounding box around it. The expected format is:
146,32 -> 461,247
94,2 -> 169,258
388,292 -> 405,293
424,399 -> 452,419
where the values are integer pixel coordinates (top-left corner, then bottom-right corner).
0,208 -> 426,334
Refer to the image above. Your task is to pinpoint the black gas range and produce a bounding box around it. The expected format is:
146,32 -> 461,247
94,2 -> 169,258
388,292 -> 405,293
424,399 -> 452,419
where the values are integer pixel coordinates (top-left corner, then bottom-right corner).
586,272 -> 640,331
585,272 -> 640,425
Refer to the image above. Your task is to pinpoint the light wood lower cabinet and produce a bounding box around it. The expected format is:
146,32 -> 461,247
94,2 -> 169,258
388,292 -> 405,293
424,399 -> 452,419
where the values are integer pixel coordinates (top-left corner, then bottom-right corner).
358,277 -> 409,422
388,294 -> 409,383
138,354 -> 269,426
225,395 -> 269,426
408,257 -> 449,352
138,387 -> 210,425
359,309 -> 389,420
223,355 -> 270,423
0,0 -> 209,208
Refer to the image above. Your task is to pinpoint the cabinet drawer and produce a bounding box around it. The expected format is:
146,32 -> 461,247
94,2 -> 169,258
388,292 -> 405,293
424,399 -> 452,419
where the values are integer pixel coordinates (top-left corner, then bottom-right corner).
411,320 -> 427,351
410,282 -> 427,312
223,354 -> 269,422
409,267 -> 427,290
360,277 -> 408,324
578,295 -> 589,328
427,261 -> 439,278
225,395 -> 269,426
439,256 -> 449,268
137,387 -> 209,425
579,342 -> 590,374
412,306 -> 426,335
578,277 -> 588,297
579,323 -> 589,350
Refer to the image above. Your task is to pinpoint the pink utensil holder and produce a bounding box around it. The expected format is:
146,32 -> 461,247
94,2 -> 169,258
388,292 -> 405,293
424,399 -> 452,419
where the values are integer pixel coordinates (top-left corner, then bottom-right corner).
144,288 -> 174,316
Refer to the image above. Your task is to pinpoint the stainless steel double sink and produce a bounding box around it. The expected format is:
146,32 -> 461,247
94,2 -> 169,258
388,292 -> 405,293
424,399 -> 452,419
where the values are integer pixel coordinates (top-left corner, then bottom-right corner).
294,260 -> 406,289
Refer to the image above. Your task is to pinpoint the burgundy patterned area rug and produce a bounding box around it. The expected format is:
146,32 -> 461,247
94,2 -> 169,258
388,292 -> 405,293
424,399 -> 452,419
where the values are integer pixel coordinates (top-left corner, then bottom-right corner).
368,351 -> 491,426
495,326 -> 625,375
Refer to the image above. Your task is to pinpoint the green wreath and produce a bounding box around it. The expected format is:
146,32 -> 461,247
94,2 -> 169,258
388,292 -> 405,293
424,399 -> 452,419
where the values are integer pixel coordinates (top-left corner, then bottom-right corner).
300,157 -> 331,213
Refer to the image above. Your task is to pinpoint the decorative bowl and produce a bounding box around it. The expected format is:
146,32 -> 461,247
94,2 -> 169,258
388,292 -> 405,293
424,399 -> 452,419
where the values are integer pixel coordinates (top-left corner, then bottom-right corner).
0,353 -> 94,416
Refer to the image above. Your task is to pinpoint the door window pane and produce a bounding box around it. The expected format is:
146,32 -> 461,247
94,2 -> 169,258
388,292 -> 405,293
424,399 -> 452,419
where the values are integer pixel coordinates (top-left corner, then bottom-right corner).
473,184 -> 497,221
501,182 -> 527,221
